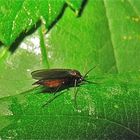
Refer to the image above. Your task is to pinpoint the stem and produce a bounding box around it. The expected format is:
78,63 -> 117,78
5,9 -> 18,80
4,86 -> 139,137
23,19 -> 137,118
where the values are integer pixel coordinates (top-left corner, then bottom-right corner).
38,26 -> 49,68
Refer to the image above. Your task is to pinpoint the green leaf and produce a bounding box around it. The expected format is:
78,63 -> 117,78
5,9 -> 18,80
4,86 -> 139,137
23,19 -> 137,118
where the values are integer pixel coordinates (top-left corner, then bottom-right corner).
0,0 -> 140,139
0,0 -> 81,46
0,73 -> 140,139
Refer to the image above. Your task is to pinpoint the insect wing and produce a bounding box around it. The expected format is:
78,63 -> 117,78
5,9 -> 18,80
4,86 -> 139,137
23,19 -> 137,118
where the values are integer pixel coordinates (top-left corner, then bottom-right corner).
31,69 -> 73,80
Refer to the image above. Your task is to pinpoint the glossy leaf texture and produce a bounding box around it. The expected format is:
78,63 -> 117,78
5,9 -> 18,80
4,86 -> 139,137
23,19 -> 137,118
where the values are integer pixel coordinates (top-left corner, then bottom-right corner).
0,0 -> 83,46
0,0 -> 140,140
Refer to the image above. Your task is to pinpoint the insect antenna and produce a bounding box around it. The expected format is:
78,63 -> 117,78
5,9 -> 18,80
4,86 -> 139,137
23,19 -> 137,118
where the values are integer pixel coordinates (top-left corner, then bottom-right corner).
83,66 -> 96,79
82,66 -> 102,85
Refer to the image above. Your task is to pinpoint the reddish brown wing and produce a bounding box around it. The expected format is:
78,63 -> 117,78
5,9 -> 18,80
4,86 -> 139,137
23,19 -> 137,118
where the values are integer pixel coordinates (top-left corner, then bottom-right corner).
41,79 -> 65,88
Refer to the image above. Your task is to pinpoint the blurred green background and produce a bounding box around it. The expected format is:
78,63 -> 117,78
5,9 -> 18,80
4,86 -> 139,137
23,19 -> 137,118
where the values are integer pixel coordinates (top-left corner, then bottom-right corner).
0,0 -> 140,139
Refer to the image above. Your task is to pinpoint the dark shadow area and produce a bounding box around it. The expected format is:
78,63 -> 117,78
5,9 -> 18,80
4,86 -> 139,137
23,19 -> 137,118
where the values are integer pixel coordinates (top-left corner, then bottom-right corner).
7,0 -> 87,54
9,20 -> 41,53
0,41 -> 2,46
46,3 -> 67,33
78,0 -> 88,17
0,41 -> 3,49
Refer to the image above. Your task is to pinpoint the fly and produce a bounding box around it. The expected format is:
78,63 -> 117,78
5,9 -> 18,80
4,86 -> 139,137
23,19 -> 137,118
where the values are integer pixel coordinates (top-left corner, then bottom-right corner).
31,67 -> 96,107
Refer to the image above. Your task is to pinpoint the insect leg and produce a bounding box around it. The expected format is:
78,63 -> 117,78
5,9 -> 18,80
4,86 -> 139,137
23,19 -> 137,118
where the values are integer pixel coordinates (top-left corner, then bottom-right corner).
42,90 -> 65,107
73,79 -> 79,109
53,84 -> 63,95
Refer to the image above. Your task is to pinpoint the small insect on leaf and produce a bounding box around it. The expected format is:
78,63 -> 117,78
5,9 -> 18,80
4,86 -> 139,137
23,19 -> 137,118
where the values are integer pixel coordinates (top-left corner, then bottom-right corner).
31,68 -> 96,107
31,68 -> 96,93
